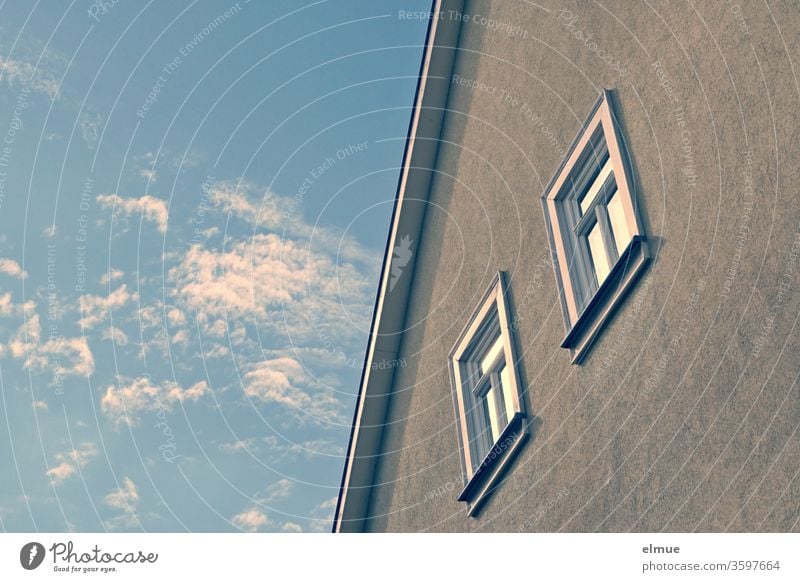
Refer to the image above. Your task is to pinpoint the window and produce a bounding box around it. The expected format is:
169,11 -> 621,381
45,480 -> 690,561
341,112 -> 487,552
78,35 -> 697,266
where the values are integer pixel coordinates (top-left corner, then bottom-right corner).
542,90 -> 650,363
449,272 -> 527,515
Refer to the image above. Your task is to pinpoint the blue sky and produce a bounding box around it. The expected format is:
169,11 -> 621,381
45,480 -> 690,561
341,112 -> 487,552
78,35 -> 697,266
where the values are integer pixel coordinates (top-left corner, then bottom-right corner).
0,0 -> 429,532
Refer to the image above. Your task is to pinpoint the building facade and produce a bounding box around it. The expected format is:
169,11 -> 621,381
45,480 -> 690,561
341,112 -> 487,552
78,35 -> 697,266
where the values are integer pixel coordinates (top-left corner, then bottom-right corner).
335,0 -> 800,532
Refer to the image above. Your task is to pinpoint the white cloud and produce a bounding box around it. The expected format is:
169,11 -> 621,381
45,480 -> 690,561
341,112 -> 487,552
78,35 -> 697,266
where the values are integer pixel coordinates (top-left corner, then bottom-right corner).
66,442 -> 98,466
0,292 -> 14,316
5,314 -> 95,378
165,182 -> 380,391
206,179 -> 376,264
231,507 -> 268,532
101,377 -> 208,428
103,477 -> 139,511
0,56 -> 59,98
46,462 -> 75,485
128,301 -> 190,358
281,522 -> 302,533
79,284 -> 138,329
100,269 -> 125,286
170,328 -> 190,346
166,308 -> 186,326
229,326 -> 246,345
309,496 -> 338,532
244,357 -> 306,403
129,304 -> 168,358
0,258 -> 28,279
256,479 -> 294,504
291,438 -> 345,457
101,326 -> 129,346
145,177 -> 381,428
0,292 -> 35,317
39,337 -> 95,377
7,313 -> 42,357
204,344 -> 229,359
243,357 -> 343,423
169,233 -> 373,347
218,434 -> 344,461
96,194 -> 169,233
170,234 -> 308,320
206,180 -> 286,227
103,477 -> 140,530
101,377 -> 160,428
218,438 -> 256,455
80,111 -> 103,148
318,497 -> 337,511
164,380 -> 208,403
46,442 -> 98,486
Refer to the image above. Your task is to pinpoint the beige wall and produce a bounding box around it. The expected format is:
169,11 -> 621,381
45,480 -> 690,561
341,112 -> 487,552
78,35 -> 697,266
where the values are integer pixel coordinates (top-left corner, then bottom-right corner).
366,0 -> 800,532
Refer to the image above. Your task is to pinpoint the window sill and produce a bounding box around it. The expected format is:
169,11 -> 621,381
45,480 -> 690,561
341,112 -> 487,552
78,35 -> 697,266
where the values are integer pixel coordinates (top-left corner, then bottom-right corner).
457,412 -> 528,516
561,235 -> 650,364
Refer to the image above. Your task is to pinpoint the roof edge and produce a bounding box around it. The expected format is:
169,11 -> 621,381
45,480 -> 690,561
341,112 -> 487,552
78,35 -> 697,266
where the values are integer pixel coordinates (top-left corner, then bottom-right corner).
332,0 -> 465,533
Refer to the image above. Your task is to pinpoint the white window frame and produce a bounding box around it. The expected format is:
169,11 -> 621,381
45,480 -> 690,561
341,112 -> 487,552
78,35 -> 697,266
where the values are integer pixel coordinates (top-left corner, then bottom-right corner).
542,90 -> 650,364
448,271 -> 527,515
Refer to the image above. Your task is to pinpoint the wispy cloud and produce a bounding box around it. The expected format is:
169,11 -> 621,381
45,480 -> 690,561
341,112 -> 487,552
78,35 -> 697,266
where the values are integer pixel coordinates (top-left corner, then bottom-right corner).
230,507 -> 268,532
79,111 -> 103,149
166,308 -> 186,326
100,376 -> 208,428
96,194 -> 169,233
309,496 -> 337,532
38,337 -> 95,377
217,438 -> 256,455
0,292 -> 35,317
243,357 -> 343,423
154,177 -> 382,427
103,477 -> 139,511
79,284 -> 138,329
169,232 -> 373,347
46,442 -> 98,486
46,462 -> 76,485
217,435 -> 344,460
170,234 -> 313,321
256,478 -> 294,504
101,326 -> 129,346
5,313 -> 95,378
206,179 -> 377,263
164,380 -> 208,403
0,258 -> 28,279
103,477 -> 140,530
206,180 -> 287,228
0,56 -> 59,98
99,269 -> 124,286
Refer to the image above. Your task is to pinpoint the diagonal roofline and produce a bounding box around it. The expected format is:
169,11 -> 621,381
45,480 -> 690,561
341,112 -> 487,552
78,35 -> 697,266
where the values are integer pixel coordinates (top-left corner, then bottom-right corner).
332,0 -> 465,532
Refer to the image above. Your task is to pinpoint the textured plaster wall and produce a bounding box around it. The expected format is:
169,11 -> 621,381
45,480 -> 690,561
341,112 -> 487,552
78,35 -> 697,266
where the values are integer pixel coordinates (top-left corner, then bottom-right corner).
365,0 -> 800,532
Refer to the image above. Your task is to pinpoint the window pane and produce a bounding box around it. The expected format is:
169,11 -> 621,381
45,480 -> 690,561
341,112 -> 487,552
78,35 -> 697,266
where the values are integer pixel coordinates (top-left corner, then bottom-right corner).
474,397 -> 492,463
607,189 -> 633,254
500,364 -> 516,422
588,223 -> 612,284
480,335 -> 504,374
579,156 -> 614,214
486,386 -> 502,442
